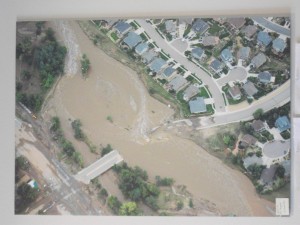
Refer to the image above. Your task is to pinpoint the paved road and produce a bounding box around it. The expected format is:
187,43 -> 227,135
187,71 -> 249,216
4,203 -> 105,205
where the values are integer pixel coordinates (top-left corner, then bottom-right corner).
193,81 -> 290,129
217,67 -> 248,87
75,150 -> 123,184
136,19 -> 226,112
252,17 -> 290,37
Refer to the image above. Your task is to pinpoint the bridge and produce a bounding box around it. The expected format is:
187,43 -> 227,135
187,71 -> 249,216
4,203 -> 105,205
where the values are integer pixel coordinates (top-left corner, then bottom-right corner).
74,150 -> 123,184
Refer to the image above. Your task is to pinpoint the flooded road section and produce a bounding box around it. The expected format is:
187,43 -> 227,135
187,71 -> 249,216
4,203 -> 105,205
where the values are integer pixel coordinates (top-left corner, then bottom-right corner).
44,21 -> 274,216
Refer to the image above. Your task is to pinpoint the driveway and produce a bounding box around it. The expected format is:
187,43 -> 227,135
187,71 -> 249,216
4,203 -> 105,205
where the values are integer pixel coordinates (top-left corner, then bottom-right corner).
136,19 -> 226,112
217,67 -> 248,87
252,17 -> 290,37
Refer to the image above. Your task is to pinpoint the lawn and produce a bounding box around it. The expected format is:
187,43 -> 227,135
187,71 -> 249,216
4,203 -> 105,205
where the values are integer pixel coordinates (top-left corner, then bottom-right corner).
183,25 -> 192,37
176,90 -> 191,118
140,32 -> 148,41
159,52 -> 169,61
208,23 -> 222,35
110,32 -> 119,41
130,22 -> 139,30
199,87 -> 210,98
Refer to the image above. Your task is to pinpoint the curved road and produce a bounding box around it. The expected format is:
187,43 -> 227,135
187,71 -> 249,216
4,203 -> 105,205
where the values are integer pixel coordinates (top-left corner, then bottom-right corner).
136,19 -> 226,112
252,17 -> 290,37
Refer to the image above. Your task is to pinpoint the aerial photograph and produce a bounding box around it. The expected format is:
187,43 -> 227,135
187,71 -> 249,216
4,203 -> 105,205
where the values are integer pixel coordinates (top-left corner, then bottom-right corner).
15,17 -> 291,216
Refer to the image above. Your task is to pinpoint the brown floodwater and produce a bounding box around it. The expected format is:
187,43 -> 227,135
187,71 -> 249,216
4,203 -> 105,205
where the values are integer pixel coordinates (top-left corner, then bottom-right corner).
44,21 -> 274,216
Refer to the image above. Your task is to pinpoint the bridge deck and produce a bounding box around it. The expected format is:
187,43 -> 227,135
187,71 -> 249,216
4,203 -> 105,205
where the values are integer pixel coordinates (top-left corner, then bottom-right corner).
74,150 -> 123,184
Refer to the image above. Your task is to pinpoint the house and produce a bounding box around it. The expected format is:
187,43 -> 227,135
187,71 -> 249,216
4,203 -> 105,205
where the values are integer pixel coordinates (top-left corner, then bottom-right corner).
165,20 -> 177,34
251,53 -> 267,68
141,49 -> 157,64
191,47 -> 204,60
188,97 -> 207,113
242,25 -> 257,40
242,81 -> 258,97
226,17 -> 245,29
272,37 -> 287,54
202,36 -> 220,46
260,165 -> 277,185
221,48 -> 234,62
243,155 -> 263,169
135,43 -> 149,55
237,47 -> 251,61
275,116 -> 291,133
251,120 -> 265,132
210,59 -> 224,73
161,66 -> 177,80
168,75 -> 188,92
123,32 -> 142,49
192,19 -> 209,34
240,134 -> 257,148
179,18 -> 193,25
114,21 -> 132,37
148,57 -> 167,73
183,85 -> 199,101
96,19 -> 118,29
258,71 -> 272,84
257,31 -> 272,47
228,85 -> 242,100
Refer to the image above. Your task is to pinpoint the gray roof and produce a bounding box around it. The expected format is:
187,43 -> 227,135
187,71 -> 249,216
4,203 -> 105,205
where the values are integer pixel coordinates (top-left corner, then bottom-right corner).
165,20 -> 177,33
275,116 -> 291,132
141,49 -> 157,63
241,134 -> 257,146
123,32 -> 142,49
162,66 -> 176,78
226,17 -> 245,29
272,38 -> 287,53
135,42 -> 149,55
192,19 -> 209,34
228,85 -> 241,98
189,97 -> 207,113
114,21 -> 132,34
191,47 -> 204,59
210,59 -> 223,72
179,18 -> 193,25
168,75 -> 188,92
221,48 -> 234,62
242,81 -> 258,96
251,120 -> 265,132
281,160 -> 291,176
260,165 -> 277,184
251,53 -> 267,68
257,31 -> 272,46
237,47 -> 251,60
242,25 -> 257,38
243,156 -> 263,169
183,85 -> 199,100
148,57 -> 167,73
202,36 -> 219,46
258,71 -> 272,83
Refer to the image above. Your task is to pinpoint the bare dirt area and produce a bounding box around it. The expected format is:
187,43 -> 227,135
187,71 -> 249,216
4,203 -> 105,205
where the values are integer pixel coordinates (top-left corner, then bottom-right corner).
35,20 -> 276,216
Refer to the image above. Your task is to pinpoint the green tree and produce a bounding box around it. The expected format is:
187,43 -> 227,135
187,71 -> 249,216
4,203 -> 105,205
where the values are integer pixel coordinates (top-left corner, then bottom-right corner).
119,202 -> 139,216
275,165 -> 285,178
61,139 -> 75,157
253,108 -> 264,120
35,21 -> 45,36
15,156 -> 29,171
247,164 -> 266,179
107,196 -> 121,214
81,54 -> 90,76
50,117 -> 61,132
71,119 -> 84,140
17,183 -> 38,206
101,144 -> 113,156
16,37 -> 32,60
72,151 -> 84,168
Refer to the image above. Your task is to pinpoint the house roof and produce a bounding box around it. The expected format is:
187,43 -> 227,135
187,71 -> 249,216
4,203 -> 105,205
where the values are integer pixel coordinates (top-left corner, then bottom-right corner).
141,49 -> 157,63
228,85 -> 241,98
257,31 -> 272,46
241,134 -> 257,146
202,36 -> 219,46
242,25 -> 257,38
165,20 -> 177,33
251,120 -> 265,132
192,19 -> 209,34
189,97 -> 207,113
135,42 -> 149,55
191,47 -> 204,59
243,156 -> 263,169
148,57 -> 167,73
114,21 -> 131,34
162,66 -> 176,78
183,85 -> 199,100
179,18 -> 193,25
281,160 -> 291,176
210,59 -> 223,72
221,48 -> 234,62
242,81 -> 258,96
237,47 -> 251,60
275,116 -> 291,132
168,75 -> 188,91
272,38 -> 287,53
251,53 -> 267,68
260,165 -> 277,184
123,32 -> 142,48
226,17 -> 246,29
258,71 -> 272,83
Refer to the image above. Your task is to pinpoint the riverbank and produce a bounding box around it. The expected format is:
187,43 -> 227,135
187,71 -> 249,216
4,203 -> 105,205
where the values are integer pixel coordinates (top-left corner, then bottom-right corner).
41,20 -> 275,216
